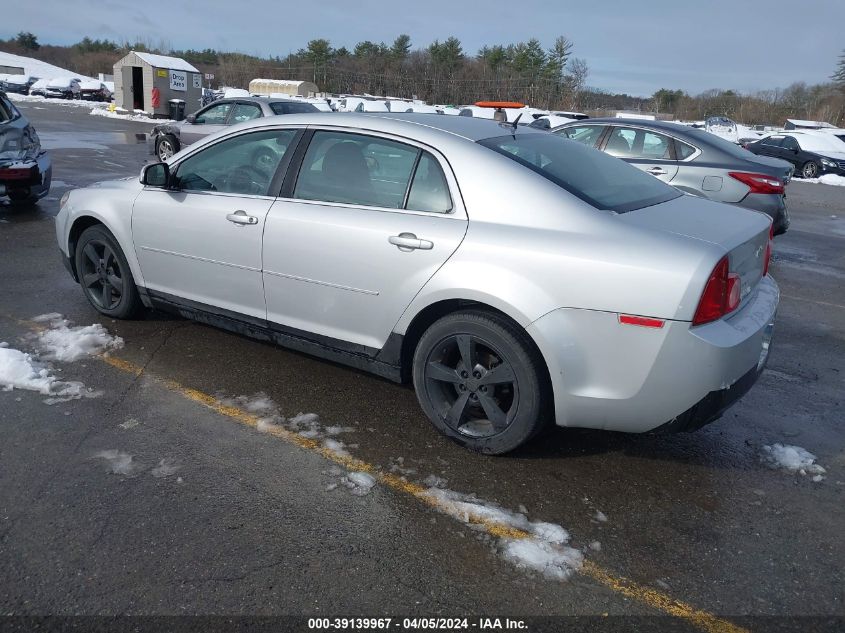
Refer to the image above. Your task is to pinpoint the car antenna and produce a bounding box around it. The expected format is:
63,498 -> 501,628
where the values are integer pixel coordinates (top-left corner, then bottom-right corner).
511,112 -> 522,132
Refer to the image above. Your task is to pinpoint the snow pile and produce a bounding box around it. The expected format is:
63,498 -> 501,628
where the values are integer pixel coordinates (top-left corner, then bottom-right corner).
762,444 -> 826,480
423,487 -> 583,580
6,92 -> 107,108
90,108 -> 168,123
32,313 -> 124,362
0,51 -> 93,82
0,344 -> 88,401
804,174 -> 845,187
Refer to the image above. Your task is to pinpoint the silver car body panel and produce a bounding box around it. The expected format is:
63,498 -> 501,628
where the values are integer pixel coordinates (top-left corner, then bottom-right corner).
57,113 -> 778,433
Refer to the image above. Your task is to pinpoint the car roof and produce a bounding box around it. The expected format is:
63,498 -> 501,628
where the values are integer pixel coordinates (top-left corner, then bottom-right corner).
559,117 -> 696,132
229,111 -> 546,142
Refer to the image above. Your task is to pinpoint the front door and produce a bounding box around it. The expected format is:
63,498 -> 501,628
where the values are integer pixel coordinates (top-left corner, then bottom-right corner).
602,126 -> 679,183
133,128 -> 300,320
263,130 -> 468,350
180,101 -> 234,147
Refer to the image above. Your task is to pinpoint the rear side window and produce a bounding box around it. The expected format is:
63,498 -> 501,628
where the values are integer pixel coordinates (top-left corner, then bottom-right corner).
406,152 -> 452,213
269,101 -> 318,115
782,137 -> 800,151
479,133 -> 681,213
762,136 -> 784,147
604,127 -> 673,159
555,125 -> 605,147
293,131 -> 419,208
675,140 -> 697,160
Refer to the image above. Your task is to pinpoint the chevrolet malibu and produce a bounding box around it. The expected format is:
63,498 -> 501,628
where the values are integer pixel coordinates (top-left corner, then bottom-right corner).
55,113 -> 778,454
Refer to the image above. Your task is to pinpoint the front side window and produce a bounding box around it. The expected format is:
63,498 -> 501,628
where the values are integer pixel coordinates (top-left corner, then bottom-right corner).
175,129 -> 298,196
605,127 -> 672,159
230,103 -> 262,123
479,133 -> 681,213
195,102 -> 232,125
555,125 -> 605,148
782,137 -> 800,152
762,136 -> 784,147
293,131 -> 419,208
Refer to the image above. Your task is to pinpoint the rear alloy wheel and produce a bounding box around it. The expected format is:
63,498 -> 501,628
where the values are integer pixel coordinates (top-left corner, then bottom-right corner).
74,225 -> 142,319
801,161 -> 819,179
412,310 -> 550,454
157,135 -> 178,161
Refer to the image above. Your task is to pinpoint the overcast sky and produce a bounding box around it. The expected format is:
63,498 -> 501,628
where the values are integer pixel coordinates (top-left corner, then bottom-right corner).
7,0 -> 844,96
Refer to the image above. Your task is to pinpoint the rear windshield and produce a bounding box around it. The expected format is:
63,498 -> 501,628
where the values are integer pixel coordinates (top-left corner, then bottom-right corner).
479,133 -> 681,213
270,101 -> 318,115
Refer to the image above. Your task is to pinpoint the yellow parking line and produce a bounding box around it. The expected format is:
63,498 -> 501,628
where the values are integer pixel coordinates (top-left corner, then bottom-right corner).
97,353 -> 748,632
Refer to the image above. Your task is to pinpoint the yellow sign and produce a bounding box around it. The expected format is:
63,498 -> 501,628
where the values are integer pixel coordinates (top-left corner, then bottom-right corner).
157,69 -> 167,77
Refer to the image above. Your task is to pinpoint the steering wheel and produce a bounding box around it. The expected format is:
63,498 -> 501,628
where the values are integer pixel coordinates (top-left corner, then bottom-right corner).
223,165 -> 267,195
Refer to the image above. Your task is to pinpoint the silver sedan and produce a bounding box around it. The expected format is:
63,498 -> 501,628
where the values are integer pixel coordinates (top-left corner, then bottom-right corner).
56,113 -> 778,454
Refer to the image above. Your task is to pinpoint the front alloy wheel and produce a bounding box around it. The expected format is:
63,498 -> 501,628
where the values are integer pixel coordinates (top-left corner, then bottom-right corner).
157,137 -> 176,161
74,225 -> 142,319
413,310 -> 550,454
802,161 -> 819,179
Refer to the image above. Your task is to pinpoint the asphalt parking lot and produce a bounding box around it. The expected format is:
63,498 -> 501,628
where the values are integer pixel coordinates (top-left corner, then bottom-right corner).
1,101 -> 843,631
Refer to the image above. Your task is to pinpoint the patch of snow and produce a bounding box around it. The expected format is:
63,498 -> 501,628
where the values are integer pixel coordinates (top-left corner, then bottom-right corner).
151,458 -> 181,478
0,51 -> 94,82
93,449 -> 139,475
423,487 -> 583,580
32,314 -> 123,362
341,471 -> 376,496
762,443 -> 826,478
323,438 -> 351,457
589,541 -> 602,551
422,474 -> 448,488
0,345 -> 90,402
90,108 -> 168,123
594,511 -> 608,523
802,174 -> 845,187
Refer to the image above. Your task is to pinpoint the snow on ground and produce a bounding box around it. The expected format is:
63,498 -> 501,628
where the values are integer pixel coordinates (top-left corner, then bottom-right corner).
762,444 -> 826,480
7,92 -> 108,109
90,107 -> 168,123
0,51 -> 93,82
0,314 -> 121,403
341,471 -> 377,496
93,449 -> 139,475
32,313 -> 123,362
802,174 -> 845,187
423,487 -> 584,580
0,344 -> 89,401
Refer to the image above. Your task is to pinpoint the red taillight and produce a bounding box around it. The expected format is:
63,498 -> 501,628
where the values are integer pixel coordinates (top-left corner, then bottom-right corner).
728,171 -> 784,195
0,167 -> 35,181
619,314 -> 665,328
692,256 -> 741,326
763,224 -> 773,276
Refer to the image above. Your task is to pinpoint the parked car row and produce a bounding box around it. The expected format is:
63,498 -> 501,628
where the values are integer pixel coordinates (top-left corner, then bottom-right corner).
744,130 -> 845,179
1,75 -> 112,101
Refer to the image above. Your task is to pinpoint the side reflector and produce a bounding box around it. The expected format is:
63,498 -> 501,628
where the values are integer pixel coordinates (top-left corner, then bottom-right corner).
619,314 -> 665,328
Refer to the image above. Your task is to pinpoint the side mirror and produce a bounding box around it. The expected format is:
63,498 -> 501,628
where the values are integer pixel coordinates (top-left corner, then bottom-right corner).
185,114 -> 197,124
141,162 -> 170,188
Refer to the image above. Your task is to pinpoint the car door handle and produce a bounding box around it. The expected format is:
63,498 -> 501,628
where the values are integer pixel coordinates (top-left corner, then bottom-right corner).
646,167 -> 667,176
226,210 -> 258,225
389,233 -> 433,251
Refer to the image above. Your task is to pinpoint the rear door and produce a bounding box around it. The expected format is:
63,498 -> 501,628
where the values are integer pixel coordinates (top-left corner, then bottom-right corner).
754,135 -> 786,159
600,126 -> 679,183
262,129 -> 468,350
180,101 -> 234,146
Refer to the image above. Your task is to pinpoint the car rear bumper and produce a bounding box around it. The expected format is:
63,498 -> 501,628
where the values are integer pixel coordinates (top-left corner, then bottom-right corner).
738,192 -> 789,235
0,152 -> 52,201
527,275 -> 778,433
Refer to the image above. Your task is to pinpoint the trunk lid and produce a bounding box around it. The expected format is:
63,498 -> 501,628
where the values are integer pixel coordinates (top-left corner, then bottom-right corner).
745,153 -> 794,182
620,194 -> 771,304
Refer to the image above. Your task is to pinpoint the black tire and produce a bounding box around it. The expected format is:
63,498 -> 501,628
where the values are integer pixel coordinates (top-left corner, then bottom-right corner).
74,225 -> 142,319
156,134 -> 179,161
801,161 -> 819,179
412,309 -> 551,454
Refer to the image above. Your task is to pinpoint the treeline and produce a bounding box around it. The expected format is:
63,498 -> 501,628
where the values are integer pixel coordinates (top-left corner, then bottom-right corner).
3,31 -> 844,125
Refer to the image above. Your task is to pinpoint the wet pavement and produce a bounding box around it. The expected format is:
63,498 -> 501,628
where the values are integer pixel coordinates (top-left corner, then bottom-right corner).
0,100 -> 843,629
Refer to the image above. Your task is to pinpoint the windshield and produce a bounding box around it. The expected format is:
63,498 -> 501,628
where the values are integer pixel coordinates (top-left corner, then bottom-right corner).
478,133 -> 681,213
